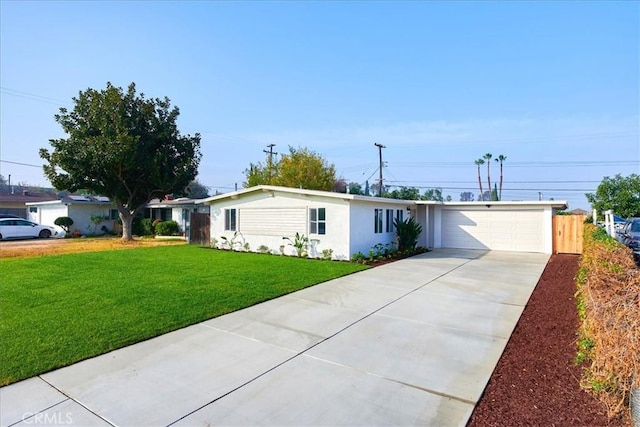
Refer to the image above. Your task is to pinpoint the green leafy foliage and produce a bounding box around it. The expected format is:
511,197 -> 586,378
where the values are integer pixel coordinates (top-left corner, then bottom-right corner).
220,231 -> 244,250
351,252 -> 366,263
283,232 -> 310,257
394,216 -> 423,252
422,188 -> 444,202
348,182 -> 364,195
182,179 -> 210,199
155,220 -> 180,236
586,174 -> 640,219
387,186 -> 422,200
40,82 -> 201,240
53,216 -> 73,233
138,218 -> 155,236
244,146 -> 336,191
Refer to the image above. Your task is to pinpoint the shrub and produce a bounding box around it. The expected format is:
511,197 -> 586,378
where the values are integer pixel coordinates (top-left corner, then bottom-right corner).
283,233 -> 310,257
155,220 -> 180,236
350,252 -> 365,263
138,218 -> 155,236
321,248 -> 334,260
575,223 -> 639,419
394,216 -> 423,252
54,216 -> 73,233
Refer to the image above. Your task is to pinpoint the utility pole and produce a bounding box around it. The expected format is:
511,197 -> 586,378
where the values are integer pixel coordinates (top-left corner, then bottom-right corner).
263,144 -> 278,184
374,143 -> 386,197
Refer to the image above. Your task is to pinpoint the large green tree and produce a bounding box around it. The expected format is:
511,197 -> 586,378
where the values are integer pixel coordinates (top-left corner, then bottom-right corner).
586,174 -> 640,219
387,186 -> 421,200
182,179 -> 210,199
422,188 -> 444,202
40,82 -> 201,240
244,146 -> 336,191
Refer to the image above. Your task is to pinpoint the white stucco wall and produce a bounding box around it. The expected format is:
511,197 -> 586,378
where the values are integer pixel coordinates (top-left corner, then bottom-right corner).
69,205 -> 113,234
171,208 -> 189,232
208,190 -> 353,259
348,201 -> 411,256
28,203 -> 115,234
28,204 -> 68,226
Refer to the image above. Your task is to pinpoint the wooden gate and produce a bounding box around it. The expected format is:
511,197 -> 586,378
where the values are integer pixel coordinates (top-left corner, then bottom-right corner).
553,215 -> 585,254
189,213 -> 210,246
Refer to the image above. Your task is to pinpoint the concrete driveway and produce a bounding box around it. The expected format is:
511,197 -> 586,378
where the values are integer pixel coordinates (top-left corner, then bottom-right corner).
1,249 -> 549,427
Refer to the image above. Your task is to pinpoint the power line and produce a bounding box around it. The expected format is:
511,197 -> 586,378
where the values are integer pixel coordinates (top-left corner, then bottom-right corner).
383,179 -> 603,184
392,160 -> 638,168
0,87 -> 70,107
0,160 -> 43,168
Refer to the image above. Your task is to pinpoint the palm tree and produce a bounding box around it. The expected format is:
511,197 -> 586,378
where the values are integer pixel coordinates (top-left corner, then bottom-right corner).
495,154 -> 507,201
474,159 -> 485,201
483,153 -> 493,200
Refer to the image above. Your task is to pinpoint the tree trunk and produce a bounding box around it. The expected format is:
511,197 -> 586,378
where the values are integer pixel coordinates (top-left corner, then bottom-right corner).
477,166 -> 484,201
499,163 -> 504,201
116,203 -> 134,241
487,163 -> 492,201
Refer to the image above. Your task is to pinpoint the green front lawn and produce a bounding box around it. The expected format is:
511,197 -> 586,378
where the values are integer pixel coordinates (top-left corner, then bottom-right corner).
0,246 -> 368,385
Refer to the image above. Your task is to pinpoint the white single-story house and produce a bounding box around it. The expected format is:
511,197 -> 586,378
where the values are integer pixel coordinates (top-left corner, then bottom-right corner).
26,195 -> 211,236
145,197 -> 210,234
198,185 -> 567,260
26,195 -> 118,235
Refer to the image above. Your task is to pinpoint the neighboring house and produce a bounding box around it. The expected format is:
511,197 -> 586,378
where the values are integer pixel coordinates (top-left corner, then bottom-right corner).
27,194 -> 210,236
0,191 -> 58,218
198,185 -> 567,260
570,208 -> 588,216
26,195 -> 117,234
144,197 -> 210,234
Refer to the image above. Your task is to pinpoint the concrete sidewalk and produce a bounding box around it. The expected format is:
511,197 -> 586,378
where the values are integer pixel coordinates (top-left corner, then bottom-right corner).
1,249 -> 549,427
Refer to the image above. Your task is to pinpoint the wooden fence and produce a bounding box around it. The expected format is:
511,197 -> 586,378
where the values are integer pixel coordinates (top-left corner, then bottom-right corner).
189,213 -> 210,246
553,215 -> 586,254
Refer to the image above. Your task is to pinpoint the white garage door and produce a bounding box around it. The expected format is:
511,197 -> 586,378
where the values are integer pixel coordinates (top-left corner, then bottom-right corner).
441,209 -> 545,252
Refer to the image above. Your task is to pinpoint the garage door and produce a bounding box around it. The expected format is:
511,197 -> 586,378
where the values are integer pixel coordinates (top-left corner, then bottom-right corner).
441,209 -> 545,252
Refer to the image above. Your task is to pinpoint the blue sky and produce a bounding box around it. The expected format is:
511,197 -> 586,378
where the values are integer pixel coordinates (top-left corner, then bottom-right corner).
1,1 -> 638,210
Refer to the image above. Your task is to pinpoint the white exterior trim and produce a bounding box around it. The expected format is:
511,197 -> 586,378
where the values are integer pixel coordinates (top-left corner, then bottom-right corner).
201,186 -> 568,257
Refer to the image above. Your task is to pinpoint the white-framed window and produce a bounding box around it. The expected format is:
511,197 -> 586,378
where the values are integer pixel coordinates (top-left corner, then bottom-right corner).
225,208 -> 237,231
310,207 -> 326,235
109,209 -> 119,220
374,209 -> 383,233
395,209 -> 404,224
29,207 -> 38,213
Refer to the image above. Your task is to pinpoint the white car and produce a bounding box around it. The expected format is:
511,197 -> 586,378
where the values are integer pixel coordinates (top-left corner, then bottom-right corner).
0,218 -> 65,240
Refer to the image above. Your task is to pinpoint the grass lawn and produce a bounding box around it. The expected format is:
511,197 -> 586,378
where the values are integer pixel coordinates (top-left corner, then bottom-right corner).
0,245 -> 368,385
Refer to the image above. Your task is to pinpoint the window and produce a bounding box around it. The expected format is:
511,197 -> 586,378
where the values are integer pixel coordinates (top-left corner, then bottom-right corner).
386,209 -> 394,233
29,207 -> 38,213
110,209 -> 119,220
395,209 -> 404,224
374,209 -> 383,233
225,209 -> 237,231
310,208 -> 326,235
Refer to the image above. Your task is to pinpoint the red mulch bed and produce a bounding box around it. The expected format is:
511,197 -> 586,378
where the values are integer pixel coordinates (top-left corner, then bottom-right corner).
468,254 -> 628,427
